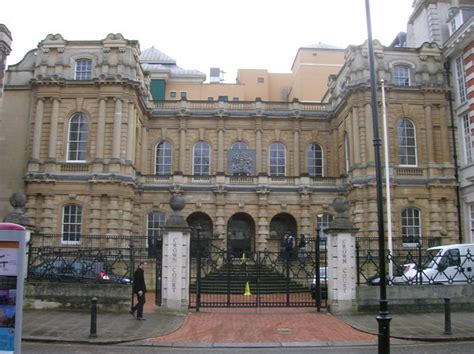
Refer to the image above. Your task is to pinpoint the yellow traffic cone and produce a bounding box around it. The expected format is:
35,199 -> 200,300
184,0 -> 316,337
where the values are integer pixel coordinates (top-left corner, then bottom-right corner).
240,252 -> 247,265
244,281 -> 252,296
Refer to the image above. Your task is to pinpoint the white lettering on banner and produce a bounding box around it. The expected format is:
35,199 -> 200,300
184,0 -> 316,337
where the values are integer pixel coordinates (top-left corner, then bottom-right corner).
171,237 -> 178,293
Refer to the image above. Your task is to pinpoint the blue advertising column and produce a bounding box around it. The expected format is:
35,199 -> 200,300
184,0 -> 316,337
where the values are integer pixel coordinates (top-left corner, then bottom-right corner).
0,223 -> 28,354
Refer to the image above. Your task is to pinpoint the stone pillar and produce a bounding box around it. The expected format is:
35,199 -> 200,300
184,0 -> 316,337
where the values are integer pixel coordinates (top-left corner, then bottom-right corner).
255,120 -> 262,174
112,98 -> 122,160
140,126 -> 148,173
293,129 -> 300,175
48,98 -> 60,160
95,98 -> 107,160
217,127 -> 224,173
161,195 -> 191,311
325,197 -> 359,314
126,103 -> 135,163
32,98 -> 45,161
352,107 -> 361,165
179,126 -> 186,173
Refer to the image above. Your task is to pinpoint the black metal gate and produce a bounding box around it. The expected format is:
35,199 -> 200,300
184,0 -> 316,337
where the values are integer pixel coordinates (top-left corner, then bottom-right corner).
189,237 -> 327,309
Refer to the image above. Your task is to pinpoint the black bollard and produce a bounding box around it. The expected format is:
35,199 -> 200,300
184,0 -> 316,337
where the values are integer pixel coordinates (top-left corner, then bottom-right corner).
90,296 -> 98,338
444,298 -> 452,335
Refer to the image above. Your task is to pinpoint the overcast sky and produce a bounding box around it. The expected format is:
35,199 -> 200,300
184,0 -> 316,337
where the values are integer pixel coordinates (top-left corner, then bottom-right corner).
3,0 -> 414,82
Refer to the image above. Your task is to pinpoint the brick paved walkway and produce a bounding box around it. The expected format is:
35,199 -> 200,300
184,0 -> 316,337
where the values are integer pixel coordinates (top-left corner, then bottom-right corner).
146,308 -> 376,344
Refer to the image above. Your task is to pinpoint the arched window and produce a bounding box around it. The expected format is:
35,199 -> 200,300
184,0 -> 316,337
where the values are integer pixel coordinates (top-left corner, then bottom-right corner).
147,211 -> 166,256
193,141 -> 210,175
155,141 -> 172,175
269,142 -> 286,176
74,58 -> 92,80
317,213 -> 333,246
62,204 -> 82,244
401,208 -> 421,244
393,65 -> 410,86
397,118 -> 417,166
231,141 -> 248,150
307,143 -> 323,177
67,113 -> 88,162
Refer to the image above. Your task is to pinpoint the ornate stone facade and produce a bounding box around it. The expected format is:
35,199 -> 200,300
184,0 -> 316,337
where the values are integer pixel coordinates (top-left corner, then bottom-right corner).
0,30 -> 463,255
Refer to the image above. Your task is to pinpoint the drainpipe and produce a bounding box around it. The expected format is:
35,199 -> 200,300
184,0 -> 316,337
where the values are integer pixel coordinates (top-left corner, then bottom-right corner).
443,59 -> 464,244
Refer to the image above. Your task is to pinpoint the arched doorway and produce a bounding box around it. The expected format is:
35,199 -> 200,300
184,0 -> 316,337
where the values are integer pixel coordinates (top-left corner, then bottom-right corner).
187,212 -> 213,257
227,213 -> 255,258
269,213 -> 297,252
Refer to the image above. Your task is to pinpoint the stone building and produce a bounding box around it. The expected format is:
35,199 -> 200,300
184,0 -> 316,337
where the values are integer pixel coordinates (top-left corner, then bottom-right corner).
0,3 -> 468,255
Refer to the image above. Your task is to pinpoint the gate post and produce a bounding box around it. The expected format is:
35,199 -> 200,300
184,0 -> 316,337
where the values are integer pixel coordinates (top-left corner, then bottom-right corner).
161,195 -> 192,311
324,197 -> 359,314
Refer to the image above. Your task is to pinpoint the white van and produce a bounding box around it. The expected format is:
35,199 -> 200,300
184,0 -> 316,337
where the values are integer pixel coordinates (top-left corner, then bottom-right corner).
421,243 -> 474,284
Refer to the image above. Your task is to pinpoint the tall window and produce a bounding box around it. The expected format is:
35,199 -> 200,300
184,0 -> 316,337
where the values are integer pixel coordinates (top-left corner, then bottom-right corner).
307,143 -> 323,177
193,141 -> 210,175
155,141 -> 172,175
455,55 -> 467,104
397,118 -> 417,166
147,211 -> 165,256
67,113 -> 88,161
401,208 -> 421,244
393,65 -> 410,86
462,113 -> 473,164
74,59 -> 92,80
269,142 -> 286,176
62,204 -> 82,244
317,213 -> 334,246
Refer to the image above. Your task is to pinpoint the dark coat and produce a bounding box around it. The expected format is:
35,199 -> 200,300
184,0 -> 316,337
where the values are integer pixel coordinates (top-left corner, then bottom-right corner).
132,266 -> 146,294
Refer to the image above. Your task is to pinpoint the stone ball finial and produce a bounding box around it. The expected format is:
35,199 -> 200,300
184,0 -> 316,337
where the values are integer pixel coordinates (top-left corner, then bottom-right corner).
10,192 -> 26,209
169,194 -> 185,212
332,196 -> 348,215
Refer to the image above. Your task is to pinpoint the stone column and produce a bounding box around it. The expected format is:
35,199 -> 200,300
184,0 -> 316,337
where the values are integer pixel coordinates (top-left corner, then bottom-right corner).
352,107 -> 361,165
217,127 -> 224,173
365,103 -> 374,163
179,120 -> 187,173
32,98 -> 45,161
126,103 -> 135,163
140,126 -> 148,174
325,197 -> 359,314
48,98 -> 60,161
161,195 -> 191,311
95,98 -> 107,161
112,98 -> 122,160
255,129 -> 262,174
293,129 -> 300,176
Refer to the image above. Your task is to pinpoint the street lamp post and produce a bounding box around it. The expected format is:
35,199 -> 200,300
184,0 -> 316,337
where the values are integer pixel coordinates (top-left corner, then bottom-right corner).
364,1 -> 392,353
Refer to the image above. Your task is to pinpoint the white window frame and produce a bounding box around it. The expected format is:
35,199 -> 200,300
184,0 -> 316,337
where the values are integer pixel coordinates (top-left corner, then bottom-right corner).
307,143 -> 324,177
462,113 -> 473,164
455,55 -> 467,104
401,207 -> 421,246
147,211 -> 166,243
393,65 -> 411,86
180,91 -> 187,99
67,113 -> 88,162
170,91 -> 177,99
397,118 -> 418,166
193,141 -> 211,176
155,141 -> 172,175
62,204 -> 82,245
74,58 -> 92,80
269,142 -> 286,176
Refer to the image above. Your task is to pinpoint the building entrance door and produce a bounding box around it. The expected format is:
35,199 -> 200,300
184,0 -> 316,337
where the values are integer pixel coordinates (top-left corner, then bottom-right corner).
227,213 -> 254,258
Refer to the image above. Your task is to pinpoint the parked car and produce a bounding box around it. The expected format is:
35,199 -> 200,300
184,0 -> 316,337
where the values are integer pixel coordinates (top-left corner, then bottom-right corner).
310,267 -> 328,299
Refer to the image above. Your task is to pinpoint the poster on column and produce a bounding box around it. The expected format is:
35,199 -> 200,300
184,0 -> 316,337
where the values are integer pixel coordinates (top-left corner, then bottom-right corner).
0,242 -> 19,352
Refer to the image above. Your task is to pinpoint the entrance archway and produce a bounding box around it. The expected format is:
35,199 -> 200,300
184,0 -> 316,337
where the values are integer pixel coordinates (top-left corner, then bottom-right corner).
227,213 -> 255,258
187,212 -> 213,257
269,213 -> 297,252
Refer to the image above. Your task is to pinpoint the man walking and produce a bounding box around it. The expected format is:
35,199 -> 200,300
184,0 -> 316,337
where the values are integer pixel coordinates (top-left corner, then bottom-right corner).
130,261 -> 147,320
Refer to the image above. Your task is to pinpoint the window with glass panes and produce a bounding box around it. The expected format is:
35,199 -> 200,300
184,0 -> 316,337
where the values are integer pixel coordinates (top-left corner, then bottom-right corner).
455,55 -> 467,104
317,213 -> 333,246
307,143 -> 323,177
193,141 -> 210,175
397,118 -> 417,166
67,113 -> 88,161
393,65 -> 410,86
74,59 -> 92,80
462,113 -> 473,164
147,211 -> 165,243
155,141 -> 172,175
62,204 -> 82,244
269,142 -> 286,176
401,208 -> 421,244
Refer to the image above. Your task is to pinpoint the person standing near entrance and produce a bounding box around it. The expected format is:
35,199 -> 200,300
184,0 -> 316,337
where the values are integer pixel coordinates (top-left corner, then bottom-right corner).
284,232 -> 295,260
130,261 -> 147,320
298,234 -> 307,265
